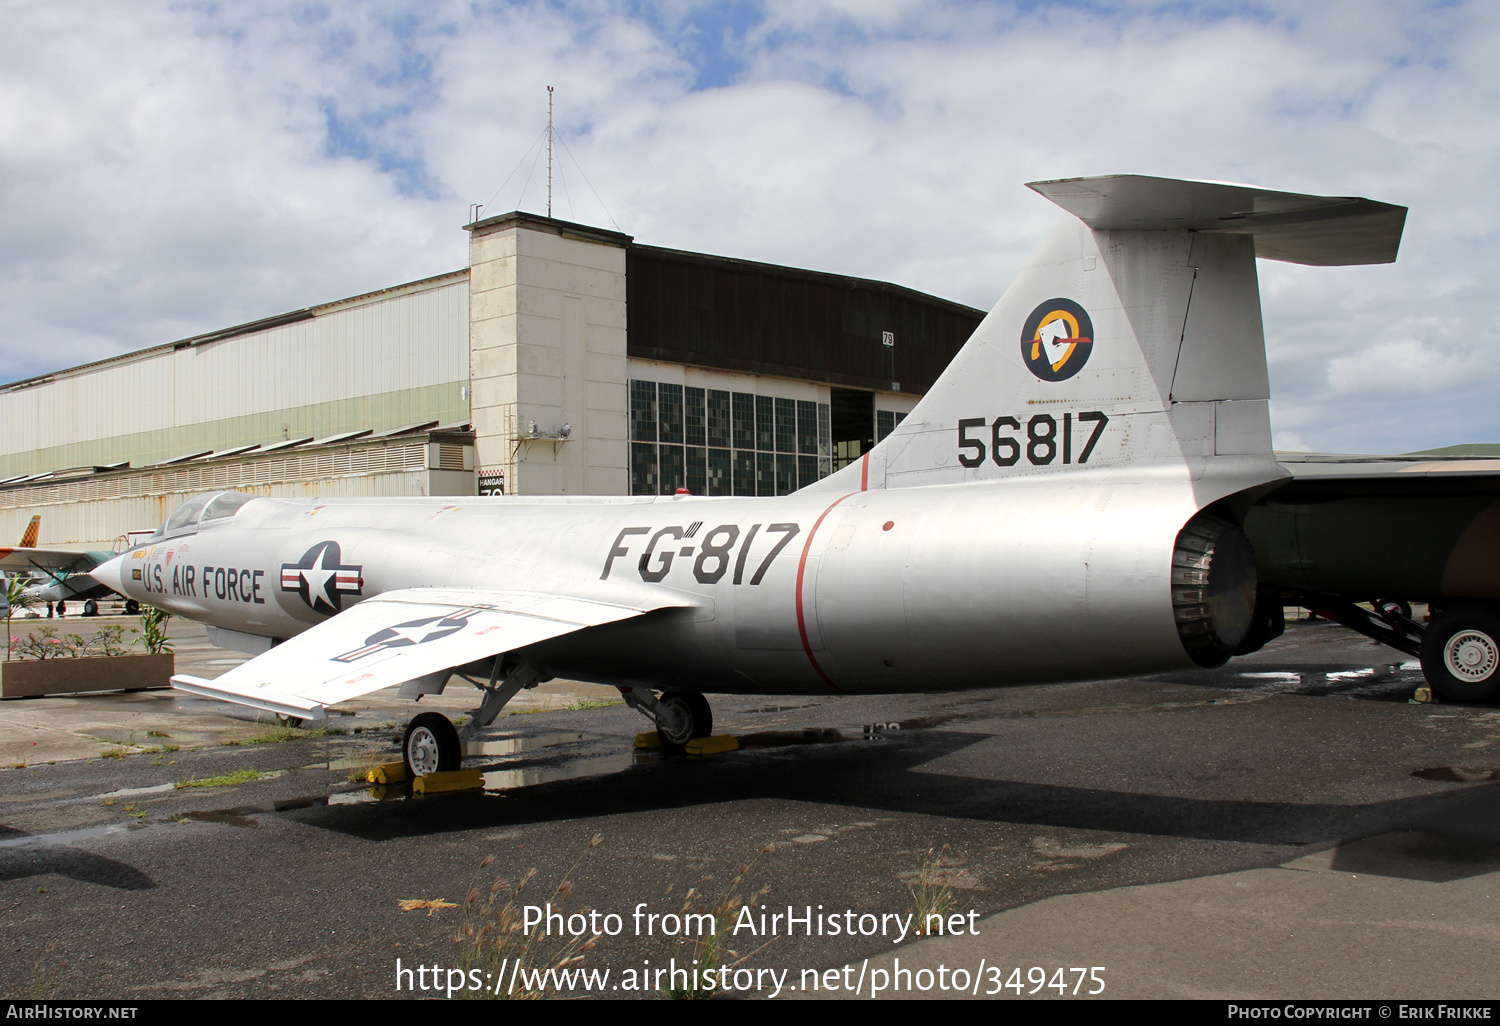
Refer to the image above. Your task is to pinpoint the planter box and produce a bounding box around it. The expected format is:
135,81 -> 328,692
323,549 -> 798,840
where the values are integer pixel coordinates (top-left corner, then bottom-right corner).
0,654 -> 176,699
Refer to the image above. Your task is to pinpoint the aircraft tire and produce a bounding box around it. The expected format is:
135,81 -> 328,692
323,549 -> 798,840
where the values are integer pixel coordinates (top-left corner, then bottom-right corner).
124,600 -> 140,615
84,600 -> 98,617
1421,605 -> 1500,704
403,713 -> 461,777
657,691 -> 712,751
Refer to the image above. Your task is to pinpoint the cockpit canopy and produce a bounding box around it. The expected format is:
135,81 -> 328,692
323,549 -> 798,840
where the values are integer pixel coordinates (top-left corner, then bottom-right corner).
151,491 -> 256,540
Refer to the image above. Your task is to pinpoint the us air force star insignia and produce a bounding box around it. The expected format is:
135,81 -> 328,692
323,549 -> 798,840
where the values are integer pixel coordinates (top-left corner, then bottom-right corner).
279,541 -> 364,616
331,608 -> 480,663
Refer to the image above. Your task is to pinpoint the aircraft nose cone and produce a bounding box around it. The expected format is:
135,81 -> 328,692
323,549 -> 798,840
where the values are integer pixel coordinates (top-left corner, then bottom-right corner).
90,554 -> 126,594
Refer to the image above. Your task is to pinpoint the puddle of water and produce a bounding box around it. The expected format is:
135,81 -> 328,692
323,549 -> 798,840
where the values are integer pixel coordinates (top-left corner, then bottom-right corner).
326,751 -> 650,804
481,752 -> 640,790
181,807 -> 261,827
0,822 -> 136,849
737,728 -> 847,749
1240,672 -> 1301,681
1412,766 -> 1498,782
464,732 -> 592,757
329,786 -> 406,804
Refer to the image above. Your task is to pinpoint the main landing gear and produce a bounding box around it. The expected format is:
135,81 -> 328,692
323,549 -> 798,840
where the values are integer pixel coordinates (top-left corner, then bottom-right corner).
398,657 -> 551,779
621,687 -> 713,752
403,713 -> 461,776
1299,592 -> 1500,705
1420,604 -> 1500,704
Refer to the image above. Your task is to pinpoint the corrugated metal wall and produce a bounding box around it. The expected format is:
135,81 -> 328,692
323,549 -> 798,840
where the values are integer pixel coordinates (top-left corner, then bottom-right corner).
0,439 -> 474,547
0,274 -> 471,477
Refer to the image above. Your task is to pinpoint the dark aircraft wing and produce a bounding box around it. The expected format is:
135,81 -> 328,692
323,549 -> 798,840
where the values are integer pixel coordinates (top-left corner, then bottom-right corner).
0,546 -> 102,573
1248,454 -> 1500,601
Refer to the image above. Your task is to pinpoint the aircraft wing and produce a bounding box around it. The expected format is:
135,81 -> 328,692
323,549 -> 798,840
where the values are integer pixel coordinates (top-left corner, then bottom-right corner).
1249,453 -> 1500,601
0,546 -> 102,573
1272,453 -> 1500,498
172,587 -> 681,721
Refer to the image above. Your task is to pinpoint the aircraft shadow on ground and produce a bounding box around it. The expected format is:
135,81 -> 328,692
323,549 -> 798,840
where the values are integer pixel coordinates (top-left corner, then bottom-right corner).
0,824 -> 156,891
286,729 -> 1500,852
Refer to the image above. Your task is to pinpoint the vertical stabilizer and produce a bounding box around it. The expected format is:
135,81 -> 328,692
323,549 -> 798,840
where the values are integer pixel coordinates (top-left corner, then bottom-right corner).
806,175 -> 1405,511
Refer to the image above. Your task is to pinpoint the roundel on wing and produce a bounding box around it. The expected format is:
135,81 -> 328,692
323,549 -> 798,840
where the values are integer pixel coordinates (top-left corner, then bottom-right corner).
1020,299 -> 1094,382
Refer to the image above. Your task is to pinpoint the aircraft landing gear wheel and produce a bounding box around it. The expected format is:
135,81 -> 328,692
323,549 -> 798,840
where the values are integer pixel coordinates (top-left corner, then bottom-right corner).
403,712 -> 461,777
656,691 -> 712,752
83,599 -> 98,617
124,600 -> 140,615
1421,606 -> 1500,704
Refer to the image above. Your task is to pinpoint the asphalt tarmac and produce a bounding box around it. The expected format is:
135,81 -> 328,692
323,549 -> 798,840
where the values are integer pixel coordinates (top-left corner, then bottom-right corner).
0,617 -> 1497,1001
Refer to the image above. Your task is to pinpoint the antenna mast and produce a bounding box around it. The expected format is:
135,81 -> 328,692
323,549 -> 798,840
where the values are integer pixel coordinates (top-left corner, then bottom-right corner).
546,86 -> 554,219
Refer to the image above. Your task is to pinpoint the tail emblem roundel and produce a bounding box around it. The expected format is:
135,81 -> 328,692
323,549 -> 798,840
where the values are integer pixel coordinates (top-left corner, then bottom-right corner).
1021,299 -> 1094,381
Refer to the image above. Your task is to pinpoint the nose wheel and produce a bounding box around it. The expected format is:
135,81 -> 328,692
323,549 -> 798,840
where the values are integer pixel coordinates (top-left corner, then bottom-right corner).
403,712 -> 462,777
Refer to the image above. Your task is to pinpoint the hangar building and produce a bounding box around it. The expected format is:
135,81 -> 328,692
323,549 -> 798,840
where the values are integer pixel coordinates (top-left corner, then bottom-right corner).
0,213 -> 983,548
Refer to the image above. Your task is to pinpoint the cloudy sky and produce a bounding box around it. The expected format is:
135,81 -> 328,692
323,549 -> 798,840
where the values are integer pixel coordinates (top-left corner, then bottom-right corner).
3,0 -> 1496,453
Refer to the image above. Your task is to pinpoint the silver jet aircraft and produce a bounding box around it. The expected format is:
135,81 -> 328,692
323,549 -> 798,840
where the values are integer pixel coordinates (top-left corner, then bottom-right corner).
89,175 -> 1410,777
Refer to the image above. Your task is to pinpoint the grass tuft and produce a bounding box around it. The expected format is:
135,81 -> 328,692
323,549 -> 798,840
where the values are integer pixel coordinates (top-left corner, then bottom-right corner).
175,768 -> 263,789
219,726 -> 328,747
908,845 -> 958,936
455,834 -> 605,999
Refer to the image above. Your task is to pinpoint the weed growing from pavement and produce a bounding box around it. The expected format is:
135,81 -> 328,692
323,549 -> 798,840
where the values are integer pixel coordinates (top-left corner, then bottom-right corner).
455,834 -> 605,999
661,851 -> 774,1000
175,768 -> 263,788
219,726 -> 329,746
908,845 -> 958,935
566,699 -> 622,711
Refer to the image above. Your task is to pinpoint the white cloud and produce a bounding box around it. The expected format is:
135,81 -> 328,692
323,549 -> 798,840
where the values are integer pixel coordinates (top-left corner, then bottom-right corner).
3,1 -> 1500,453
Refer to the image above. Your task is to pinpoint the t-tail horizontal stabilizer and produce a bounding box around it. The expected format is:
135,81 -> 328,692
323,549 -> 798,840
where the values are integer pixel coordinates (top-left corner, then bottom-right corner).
806,175 -> 1406,509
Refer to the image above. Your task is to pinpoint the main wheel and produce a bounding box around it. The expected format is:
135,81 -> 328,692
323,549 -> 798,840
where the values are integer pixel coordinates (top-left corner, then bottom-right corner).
1421,605 -> 1500,704
403,712 -> 461,777
124,600 -> 140,615
657,691 -> 712,751
83,599 -> 98,617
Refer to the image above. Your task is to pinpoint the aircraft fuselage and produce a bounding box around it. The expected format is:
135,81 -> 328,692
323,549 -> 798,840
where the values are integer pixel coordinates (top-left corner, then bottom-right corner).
107,475 -> 1205,697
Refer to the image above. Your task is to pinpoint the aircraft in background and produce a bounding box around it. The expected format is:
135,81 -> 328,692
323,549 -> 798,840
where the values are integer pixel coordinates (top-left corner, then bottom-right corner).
0,517 -> 136,615
95,174 -> 1494,781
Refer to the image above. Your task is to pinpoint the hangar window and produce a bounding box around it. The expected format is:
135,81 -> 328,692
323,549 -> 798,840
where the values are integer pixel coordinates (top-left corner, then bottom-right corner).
732,393 -> 754,449
755,396 -> 775,451
631,442 -> 657,494
876,409 -> 907,442
684,386 -> 706,447
658,384 -> 684,445
774,398 -> 796,454
707,390 -> 732,448
629,378 -> 833,496
630,381 -> 657,442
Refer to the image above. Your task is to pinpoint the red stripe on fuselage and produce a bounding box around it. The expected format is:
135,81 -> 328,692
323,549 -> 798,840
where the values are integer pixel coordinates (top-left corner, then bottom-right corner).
795,492 -> 858,692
